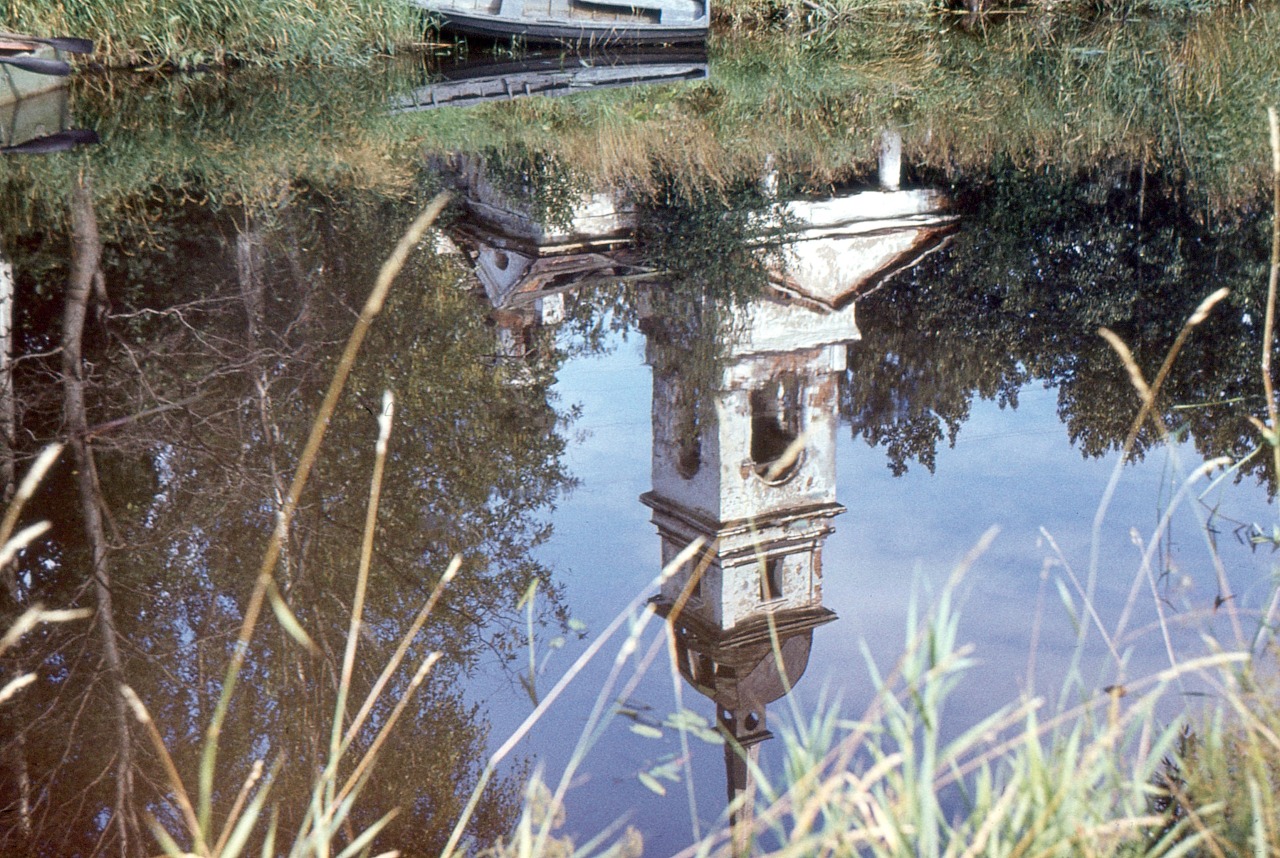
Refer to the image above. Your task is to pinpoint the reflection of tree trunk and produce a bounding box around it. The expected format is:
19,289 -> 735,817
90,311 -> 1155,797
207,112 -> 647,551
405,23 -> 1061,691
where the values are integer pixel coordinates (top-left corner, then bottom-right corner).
4,733 -> 31,838
237,218 -> 334,819
0,233 -> 15,506
64,174 -> 140,858
237,224 -> 295,585
0,234 -> 31,847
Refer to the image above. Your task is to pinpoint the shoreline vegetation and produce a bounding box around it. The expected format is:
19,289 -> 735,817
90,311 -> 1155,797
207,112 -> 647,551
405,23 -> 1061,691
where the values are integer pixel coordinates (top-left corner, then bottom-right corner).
0,0 -> 1261,70
0,0 -> 1276,228
0,6 -> 1277,225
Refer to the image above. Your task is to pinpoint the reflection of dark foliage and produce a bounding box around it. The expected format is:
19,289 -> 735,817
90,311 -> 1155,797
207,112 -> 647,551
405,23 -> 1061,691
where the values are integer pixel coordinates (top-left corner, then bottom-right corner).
482,147 -> 591,235
1147,725 -> 1196,850
842,163 -> 1274,488
1,186 -> 570,856
632,179 -> 792,416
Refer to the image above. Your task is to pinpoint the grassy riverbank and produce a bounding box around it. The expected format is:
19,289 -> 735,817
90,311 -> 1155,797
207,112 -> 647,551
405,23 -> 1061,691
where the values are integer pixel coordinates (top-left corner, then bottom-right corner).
3,4 -> 1276,227
400,8 -> 1280,204
1,0 -> 1259,68
3,0 -> 425,68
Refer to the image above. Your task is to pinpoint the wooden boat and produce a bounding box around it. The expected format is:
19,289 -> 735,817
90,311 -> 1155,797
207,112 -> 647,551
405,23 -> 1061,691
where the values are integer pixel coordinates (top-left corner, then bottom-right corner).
0,40 -> 69,106
409,0 -> 708,46
389,49 -> 707,112
0,35 -> 96,153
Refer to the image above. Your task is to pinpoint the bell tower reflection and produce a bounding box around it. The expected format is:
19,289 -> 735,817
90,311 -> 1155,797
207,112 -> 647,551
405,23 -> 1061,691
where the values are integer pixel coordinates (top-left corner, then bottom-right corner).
642,294 -> 850,842
642,163 -> 957,849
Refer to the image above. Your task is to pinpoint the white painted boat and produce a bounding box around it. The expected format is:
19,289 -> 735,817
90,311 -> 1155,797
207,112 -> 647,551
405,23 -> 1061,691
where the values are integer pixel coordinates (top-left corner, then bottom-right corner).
410,0 -> 708,46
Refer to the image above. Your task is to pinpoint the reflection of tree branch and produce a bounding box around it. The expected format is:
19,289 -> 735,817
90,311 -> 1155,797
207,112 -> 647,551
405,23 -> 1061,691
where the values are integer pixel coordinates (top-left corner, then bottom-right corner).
81,394 -> 206,440
63,173 -> 141,858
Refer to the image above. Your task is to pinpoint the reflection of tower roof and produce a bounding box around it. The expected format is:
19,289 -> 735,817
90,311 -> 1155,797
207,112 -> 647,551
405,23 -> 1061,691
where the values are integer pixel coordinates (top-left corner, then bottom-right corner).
654,599 -> 837,744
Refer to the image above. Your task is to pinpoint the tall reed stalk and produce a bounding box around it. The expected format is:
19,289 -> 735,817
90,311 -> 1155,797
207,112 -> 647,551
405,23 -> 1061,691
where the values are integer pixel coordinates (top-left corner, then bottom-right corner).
117,194 -> 454,858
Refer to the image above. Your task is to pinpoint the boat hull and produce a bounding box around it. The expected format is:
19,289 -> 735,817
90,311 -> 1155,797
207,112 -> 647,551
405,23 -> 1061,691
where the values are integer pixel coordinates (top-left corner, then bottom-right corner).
0,43 -> 66,107
390,50 -> 708,111
412,0 -> 708,45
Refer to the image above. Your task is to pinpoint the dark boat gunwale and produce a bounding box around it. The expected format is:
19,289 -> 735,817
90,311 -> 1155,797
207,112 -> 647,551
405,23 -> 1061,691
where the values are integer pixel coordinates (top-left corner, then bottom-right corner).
410,0 -> 709,46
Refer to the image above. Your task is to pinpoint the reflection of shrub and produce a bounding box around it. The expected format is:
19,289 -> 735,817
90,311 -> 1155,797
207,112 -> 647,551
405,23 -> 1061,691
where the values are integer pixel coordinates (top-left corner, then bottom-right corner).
841,166 -> 1273,483
1155,649 -> 1280,855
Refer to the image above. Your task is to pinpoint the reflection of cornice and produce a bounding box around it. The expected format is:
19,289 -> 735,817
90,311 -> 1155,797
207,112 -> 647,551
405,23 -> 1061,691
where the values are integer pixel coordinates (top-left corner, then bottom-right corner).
451,213 -> 637,257
653,600 -> 837,652
640,491 -> 846,543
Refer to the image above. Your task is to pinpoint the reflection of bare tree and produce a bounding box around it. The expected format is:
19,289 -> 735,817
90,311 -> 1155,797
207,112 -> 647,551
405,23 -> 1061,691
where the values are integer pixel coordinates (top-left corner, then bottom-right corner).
63,174 -> 140,856
2,188 -> 571,856
0,233 -> 15,505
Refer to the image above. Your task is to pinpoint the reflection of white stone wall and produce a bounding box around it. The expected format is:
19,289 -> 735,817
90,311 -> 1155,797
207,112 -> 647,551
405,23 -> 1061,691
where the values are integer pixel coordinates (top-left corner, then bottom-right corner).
557,193 -> 636,243
651,368 -> 723,519
647,289 -> 856,630
651,344 -> 843,524
722,561 -> 761,628
653,509 -> 835,629
464,175 -> 635,245
659,534 -> 726,626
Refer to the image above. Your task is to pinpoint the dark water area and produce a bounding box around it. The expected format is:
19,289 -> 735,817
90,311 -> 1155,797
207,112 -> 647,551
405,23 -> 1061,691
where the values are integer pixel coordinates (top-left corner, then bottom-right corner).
0,31 -> 1278,858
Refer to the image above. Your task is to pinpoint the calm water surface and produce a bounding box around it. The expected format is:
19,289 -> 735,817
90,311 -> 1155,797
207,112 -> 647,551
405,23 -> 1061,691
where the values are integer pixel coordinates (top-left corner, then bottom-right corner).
1,38 -> 1278,858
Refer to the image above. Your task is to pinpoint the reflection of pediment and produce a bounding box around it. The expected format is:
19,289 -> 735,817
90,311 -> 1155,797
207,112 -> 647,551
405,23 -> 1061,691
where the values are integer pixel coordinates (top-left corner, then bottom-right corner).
763,190 -> 957,310
445,154 -> 645,316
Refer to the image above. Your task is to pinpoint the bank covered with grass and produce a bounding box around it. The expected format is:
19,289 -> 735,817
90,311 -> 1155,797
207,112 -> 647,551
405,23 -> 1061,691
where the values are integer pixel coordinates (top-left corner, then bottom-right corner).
3,4 -> 1278,230
1,0 -> 425,68
0,0 -> 1263,68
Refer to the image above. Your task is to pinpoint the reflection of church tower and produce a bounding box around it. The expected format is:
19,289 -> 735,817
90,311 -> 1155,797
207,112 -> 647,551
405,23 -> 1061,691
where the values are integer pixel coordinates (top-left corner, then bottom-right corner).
440,153 -> 645,376
644,153 -> 956,852
643,297 -> 853,849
